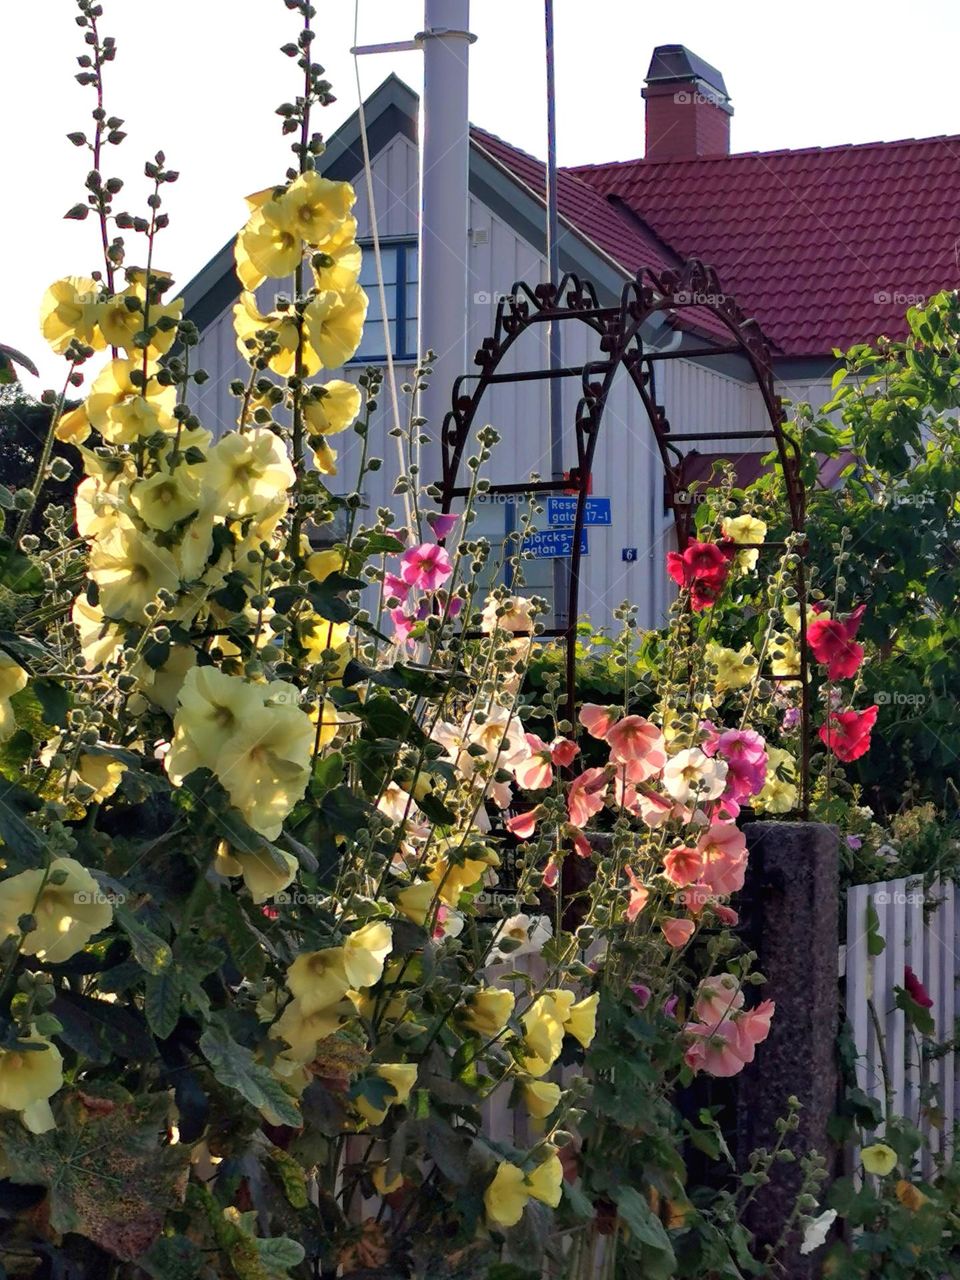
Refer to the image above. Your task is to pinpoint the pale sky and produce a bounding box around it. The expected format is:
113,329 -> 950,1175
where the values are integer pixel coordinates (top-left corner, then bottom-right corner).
6,0 -> 960,389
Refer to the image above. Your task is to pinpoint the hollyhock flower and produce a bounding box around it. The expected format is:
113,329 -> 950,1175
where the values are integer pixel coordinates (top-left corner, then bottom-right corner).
755,747 -> 799,813
542,858 -> 560,888
0,857 -> 113,964
481,594 -> 536,635
514,734 -> 554,791
690,579 -> 723,611
550,737 -> 580,768
488,913 -> 552,964
895,1180 -> 930,1212
662,748 -> 728,804
663,995 -> 679,1018
846,834 -> 863,850
605,716 -> 667,780
523,1079 -> 562,1120
631,984 -> 652,1008
437,591 -> 463,619
383,572 -> 409,601
714,903 -> 739,926
693,973 -> 744,1026
696,823 -> 748,896
663,846 -> 703,887
578,702 -> 616,739
684,996 -> 775,1077
463,988 -> 515,1036
666,541 -> 730,590
571,832 -> 592,859
706,641 -> 756,693
425,511 -> 458,539
800,1209 -> 837,1256
400,542 -> 452,591
355,1062 -> 419,1126
661,917 -> 695,948
904,966 -> 934,1009
770,632 -> 802,678
680,882 -> 716,916
807,605 -> 866,680
506,809 -> 539,839
861,1143 -> 897,1176
390,609 -> 415,645
625,866 -> 649,922
567,767 -> 609,826
782,705 -> 801,731
0,1029 -> 64,1134
819,705 -> 878,762
721,514 -> 768,571
484,1151 -> 563,1228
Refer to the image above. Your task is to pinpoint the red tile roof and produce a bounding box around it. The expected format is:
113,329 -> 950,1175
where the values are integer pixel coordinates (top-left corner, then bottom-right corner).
571,136 -> 960,357
471,125 -> 732,345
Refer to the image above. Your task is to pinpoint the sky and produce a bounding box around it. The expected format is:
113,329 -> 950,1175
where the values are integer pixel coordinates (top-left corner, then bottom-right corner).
5,0 -> 960,389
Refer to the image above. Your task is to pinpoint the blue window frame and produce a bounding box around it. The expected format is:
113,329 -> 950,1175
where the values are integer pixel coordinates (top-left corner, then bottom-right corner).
351,239 -> 418,363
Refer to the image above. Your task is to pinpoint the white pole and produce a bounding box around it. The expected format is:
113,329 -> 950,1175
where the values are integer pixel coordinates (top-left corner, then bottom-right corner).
417,0 -> 475,503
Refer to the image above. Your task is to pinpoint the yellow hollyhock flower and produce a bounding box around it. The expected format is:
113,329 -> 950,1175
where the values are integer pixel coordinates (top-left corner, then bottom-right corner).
0,1029 -> 63,1134
427,855 -> 490,907
271,996 -> 349,1062
75,751 -> 126,803
311,437 -> 338,476
463,988 -> 515,1038
522,1079 -> 561,1120
356,1062 -> 418,1125
304,285 -> 368,368
265,171 -> 355,246
98,284 -> 182,357
0,857 -> 112,963
310,700 -> 341,750
287,948 -> 351,1015
40,277 -> 104,353
71,596 -> 124,670
88,525 -> 180,622
129,468 -> 203,532
372,1164 -> 404,1195
526,1151 -> 563,1208
770,633 -> 801,678
166,667 -> 267,780
564,993 -> 599,1048
0,654 -> 27,742
783,602 -> 830,632
206,429 -> 295,519
484,1161 -> 528,1228
302,380 -> 362,436
54,403 -> 91,445
311,217 -> 362,292
522,993 -> 571,1069
74,473 -> 129,540
706,641 -> 755,694
232,292 -> 320,377
238,211 -> 302,283
395,880 -> 436,927
343,920 -> 392,989
86,358 -> 176,442
306,548 -> 343,582
861,1142 -> 897,1176
214,842 -> 298,905
755,747 -> 798,815
299,615 -> 351,667
721,514 -> 767,572
131,644 -> 197,716
215,698 -> 314,839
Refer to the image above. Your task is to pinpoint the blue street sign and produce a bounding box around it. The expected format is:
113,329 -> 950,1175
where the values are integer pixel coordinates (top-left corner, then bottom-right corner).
523,529 -> 589,558
547,496 -> 612,527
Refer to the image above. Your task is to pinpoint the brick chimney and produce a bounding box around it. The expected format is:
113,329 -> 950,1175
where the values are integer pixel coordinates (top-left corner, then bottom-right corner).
642,45 -> 733,161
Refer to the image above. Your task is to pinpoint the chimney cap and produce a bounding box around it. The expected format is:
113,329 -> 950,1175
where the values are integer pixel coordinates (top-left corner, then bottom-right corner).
644,44 -> 729,98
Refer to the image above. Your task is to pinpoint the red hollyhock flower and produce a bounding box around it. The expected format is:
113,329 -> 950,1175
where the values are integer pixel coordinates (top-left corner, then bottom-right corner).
666,542 -> 730,610
818,705 -> 878,762
807,604 -> 866,680
904,965 -> 934,1009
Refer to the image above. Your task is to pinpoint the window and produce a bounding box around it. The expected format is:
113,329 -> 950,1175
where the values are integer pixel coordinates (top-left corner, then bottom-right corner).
351,239 -> 418,363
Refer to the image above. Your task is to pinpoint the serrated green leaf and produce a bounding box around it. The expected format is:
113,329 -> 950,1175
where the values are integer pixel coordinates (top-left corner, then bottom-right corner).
116,905 -> 172,975
199,1025 -> 300,1127
144,966 -> 184,1039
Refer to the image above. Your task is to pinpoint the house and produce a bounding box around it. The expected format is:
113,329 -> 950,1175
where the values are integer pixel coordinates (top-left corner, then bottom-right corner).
183,46 -> 960,632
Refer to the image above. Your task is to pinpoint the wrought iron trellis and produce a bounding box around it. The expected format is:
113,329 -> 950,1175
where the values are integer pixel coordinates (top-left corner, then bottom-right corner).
437,259 -> 812,810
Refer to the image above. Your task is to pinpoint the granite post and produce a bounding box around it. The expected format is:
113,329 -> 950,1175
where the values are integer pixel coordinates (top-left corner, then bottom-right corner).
737,821 -> 840,1278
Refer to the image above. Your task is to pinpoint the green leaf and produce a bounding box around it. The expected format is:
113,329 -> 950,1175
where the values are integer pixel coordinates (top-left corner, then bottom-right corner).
0,1091 -> 190,1262
311,750 -> 344,797
0,536 -> 42,593
614,1185 -> 676,1278
866,900 -> 886,956
52,988 -> 155,1064
141,1235 -> 203,1280
144,966 -> 184,1039
254,1236 -> 305,1275
199,1024 -> 300,1127
31,677 -> 70,727
116,904 -> 173,975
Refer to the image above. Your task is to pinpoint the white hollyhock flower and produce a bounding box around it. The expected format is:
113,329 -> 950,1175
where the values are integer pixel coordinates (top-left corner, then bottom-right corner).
799,1209 -> 836,1255
488,913 -> 553,964
662,747 -> 728,804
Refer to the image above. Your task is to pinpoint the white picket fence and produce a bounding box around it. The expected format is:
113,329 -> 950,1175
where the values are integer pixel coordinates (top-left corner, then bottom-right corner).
844,875 -> 958,1167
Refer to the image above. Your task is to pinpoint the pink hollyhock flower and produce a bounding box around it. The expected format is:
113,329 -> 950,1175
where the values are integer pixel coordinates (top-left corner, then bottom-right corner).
542,858 -> 560,889
782,706 -> 801,732
391,608 -> 415,645
731,1001 -> 775,1061
567,767 -> 609,826
506,808 -> 539,839
663,995 -> 679,1018
399,542 -> 452,591
606,715 -> 667,780
630,983 -> 652,1008
661,917 -> 695,948
572,832 -> 593,859
904,966 -> 934,1009
579,703 -> 616,739
625,866 -> 650,922
436,590 -> 463,619
717,728 -> 767,765
684,994 -> 775,1077
425,511 -> 458,539
384,572 -> 409,601
696,823 -> 748,896
714,903 -> 739,926
663,845 -> 704,888
637,790 -> 675,828
693,973 -> 745,1025
550,737 -> 580,767
807,605 -> 866,680
514,733 -> 554,791
680,882 -> 716,916
819,705 -> 878,762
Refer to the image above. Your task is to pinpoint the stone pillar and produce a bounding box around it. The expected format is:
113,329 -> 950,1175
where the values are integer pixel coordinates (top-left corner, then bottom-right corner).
738,821 -> 839,1278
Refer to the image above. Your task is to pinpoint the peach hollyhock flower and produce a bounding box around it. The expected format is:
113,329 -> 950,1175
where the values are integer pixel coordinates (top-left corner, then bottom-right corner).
550,737 -> 580,767
514,734 -> 554,791
624,867 -> 649,922
578,703 -> 616,739
605,715 -> 667,780
637,789 -> 675,828
661,917 -> 695,948
663,845 -> 703,888
662,748 -> 727,804
399,543 -> 452,592
692,973 -> 744,1026
684,995 -> 775,1077
506,808 -> 540,839
567,767 -> 609,826
695,823 -> 748,896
